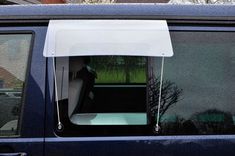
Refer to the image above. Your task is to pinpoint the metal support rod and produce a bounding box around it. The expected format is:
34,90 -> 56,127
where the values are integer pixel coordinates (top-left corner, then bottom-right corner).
155,57 -> 164,133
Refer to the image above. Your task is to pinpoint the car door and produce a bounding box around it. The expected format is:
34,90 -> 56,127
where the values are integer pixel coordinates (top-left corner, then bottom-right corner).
0,26 -> 47,156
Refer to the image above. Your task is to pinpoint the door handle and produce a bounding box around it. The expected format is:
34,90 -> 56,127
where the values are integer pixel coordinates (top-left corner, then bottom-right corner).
0,153 -> 27,156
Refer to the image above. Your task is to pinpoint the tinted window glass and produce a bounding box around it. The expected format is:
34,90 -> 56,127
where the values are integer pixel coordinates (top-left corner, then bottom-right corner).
153,31 -> 235,135
0,34 -> 32,136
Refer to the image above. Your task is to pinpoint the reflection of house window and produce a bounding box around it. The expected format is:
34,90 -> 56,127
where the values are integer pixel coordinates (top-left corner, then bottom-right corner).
0,80 -> 4,88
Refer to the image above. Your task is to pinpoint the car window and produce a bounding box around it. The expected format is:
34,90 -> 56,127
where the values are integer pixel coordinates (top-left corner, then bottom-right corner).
154,31 -> 235,135
55,56 -> 147,125
0,34 -> 32,137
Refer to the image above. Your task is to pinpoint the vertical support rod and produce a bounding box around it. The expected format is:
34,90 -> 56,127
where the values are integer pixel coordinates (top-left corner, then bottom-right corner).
53,57 -> 63,131
155,57 -> 164,133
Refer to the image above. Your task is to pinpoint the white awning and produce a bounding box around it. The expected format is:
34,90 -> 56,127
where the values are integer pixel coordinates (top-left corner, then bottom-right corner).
43,20 -> 173,57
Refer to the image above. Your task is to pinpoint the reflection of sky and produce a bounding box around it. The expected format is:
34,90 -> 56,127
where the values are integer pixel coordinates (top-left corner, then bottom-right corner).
154,32 -> 235,119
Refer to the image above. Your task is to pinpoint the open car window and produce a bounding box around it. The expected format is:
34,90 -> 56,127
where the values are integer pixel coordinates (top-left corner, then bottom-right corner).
56,56 -> 148,125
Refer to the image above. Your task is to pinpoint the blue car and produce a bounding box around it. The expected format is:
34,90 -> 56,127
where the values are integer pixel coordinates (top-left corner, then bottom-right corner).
0,4 -> 235,156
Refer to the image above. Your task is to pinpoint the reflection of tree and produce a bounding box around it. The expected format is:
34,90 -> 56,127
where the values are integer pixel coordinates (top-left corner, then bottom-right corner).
191,109 -> 234,134
160,115 -> 185,134
148,76 -> 183,122
157,109 -> 234,135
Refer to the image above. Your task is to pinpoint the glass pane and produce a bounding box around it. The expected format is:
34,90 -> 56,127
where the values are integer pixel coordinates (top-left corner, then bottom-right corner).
150,31 -> 235,135
0,34 -> 32,136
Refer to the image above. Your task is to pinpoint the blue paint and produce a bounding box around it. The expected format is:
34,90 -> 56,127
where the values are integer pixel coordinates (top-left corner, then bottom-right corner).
0,5 -> 235,20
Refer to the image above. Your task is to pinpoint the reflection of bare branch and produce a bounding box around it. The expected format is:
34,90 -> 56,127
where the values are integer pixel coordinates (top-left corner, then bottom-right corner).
210,0 -> 220,4
148,77 -> 183,121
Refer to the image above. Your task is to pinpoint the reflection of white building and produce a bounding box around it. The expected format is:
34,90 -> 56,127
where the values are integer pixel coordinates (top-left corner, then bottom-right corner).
0,34 -> 31,88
